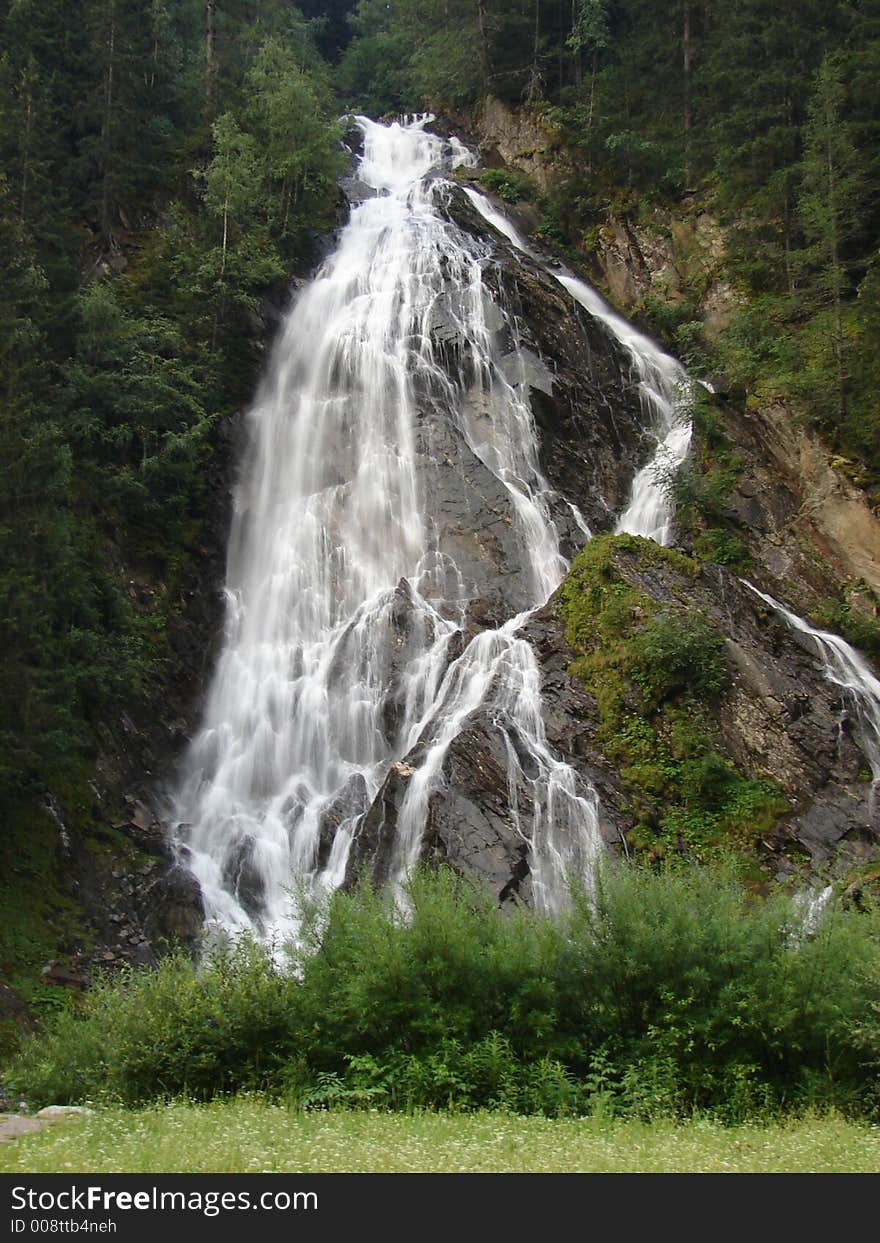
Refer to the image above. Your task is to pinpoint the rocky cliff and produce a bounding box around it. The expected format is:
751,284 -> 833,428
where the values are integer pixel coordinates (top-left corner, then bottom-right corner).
343,175 -> 880,900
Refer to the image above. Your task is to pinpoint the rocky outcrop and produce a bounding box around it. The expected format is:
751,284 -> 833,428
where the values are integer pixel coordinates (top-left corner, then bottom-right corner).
441,184 -> 646,535
472,98 -> 562,193
142,865 -> 205,951
348,698 -> 625,903
565,542 -> 879,872
589,210 -> 740,340
349,536 -> 879,898
710,397 -> 880,612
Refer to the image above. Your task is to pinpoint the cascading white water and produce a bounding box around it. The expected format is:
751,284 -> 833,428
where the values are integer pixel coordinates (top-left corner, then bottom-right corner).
742,580 -> 880,804
464,188 -> 693,545
174,116 -> 604,939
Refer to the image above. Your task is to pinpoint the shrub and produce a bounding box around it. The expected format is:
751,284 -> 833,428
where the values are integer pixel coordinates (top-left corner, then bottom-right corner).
479,168 -> 534,204
9,867 -> 880,1122
10,941 -> 298,1106
629,610 -> 727,705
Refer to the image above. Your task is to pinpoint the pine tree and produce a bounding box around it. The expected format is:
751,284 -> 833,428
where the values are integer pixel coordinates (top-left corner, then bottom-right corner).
797,55 -> 865,424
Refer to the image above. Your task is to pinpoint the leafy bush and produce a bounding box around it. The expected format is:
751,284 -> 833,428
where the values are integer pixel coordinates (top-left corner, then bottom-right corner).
479,168 -> 534,205
9,867 -> 880,1122
629,610 -> 727,705
9,941 -> 298,1107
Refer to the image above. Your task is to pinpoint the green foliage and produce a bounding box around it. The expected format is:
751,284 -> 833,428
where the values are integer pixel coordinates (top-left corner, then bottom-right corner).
693,528 -> 751,569
560,535 -> 786,858
5,1100 -> 879,1174
812,596 -> 880,661
663,389 -> 752,569
8,941 -> 295,1106
479,168 -> 533,205
628,611 -> 727,706
10,866 -> 880,1122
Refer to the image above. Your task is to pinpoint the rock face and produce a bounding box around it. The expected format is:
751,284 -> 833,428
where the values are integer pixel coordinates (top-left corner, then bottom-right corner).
595,547 -> 878,868
710,397 -> 880,611
472,98 -> 563,193
441,184 -> 646,533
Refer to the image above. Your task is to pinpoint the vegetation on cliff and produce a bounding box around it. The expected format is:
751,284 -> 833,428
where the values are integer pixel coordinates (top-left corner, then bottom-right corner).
560,535 -> 786,860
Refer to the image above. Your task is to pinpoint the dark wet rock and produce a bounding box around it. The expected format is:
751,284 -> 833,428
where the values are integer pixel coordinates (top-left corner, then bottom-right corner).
416,406 -> 534,615
220,837 -> 265,922
339,174 -> 378,207
348,619 -> 628,903
142,866 -> 205,953
348,716 -> 538,902
440,183 -> 645,539
419,714 -> 536,902
317,773 -> 370,871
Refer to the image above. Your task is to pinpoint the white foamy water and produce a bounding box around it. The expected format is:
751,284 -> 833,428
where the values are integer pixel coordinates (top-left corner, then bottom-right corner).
743,580 -> 880,804
174,116 -> 602,940
464,187 -> 693,545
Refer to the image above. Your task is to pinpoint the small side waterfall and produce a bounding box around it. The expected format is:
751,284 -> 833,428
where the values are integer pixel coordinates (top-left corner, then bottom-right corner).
743,580 -> 880,801
464,188 -> 693,545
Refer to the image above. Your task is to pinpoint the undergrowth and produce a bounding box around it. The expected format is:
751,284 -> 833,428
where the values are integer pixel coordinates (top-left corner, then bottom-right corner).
8,866 -> 880,1123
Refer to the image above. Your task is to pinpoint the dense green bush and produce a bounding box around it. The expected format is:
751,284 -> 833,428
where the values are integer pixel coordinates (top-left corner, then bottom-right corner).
8,941 -> 298,1107
9,867 -> 880,1121
628,610 -> 727,705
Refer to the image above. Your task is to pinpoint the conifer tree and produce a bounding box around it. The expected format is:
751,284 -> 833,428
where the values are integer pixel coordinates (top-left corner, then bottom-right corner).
797,55 -> 865,423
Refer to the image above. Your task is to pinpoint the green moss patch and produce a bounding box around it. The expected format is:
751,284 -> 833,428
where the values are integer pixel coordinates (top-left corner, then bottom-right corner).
560,534 -> 787,860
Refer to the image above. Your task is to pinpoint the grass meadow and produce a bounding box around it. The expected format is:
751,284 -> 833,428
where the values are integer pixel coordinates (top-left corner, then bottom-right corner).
1,1100 -> 878,1174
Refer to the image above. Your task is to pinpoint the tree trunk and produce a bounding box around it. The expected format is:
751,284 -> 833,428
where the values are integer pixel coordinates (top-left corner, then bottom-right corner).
683,2 -> 692,185
100,0 -> 116,249
826,122 -> 846,423
205,0 -> 218,119
476,0 -> 492,91
19,74 -> 33,226
527,0 -> 542,101
220,187 -> 228,277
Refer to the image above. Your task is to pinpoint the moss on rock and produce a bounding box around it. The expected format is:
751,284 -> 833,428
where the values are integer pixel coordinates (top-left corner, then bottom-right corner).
559,534 -> 787,861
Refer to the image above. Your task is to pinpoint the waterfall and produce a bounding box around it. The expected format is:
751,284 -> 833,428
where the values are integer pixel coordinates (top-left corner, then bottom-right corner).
173,116 -> 609,940
743,580 -> 880,804
464,189 -> 693,545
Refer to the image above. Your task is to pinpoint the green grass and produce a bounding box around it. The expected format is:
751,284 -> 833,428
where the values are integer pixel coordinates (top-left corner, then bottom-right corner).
1,1100 -> 878,1173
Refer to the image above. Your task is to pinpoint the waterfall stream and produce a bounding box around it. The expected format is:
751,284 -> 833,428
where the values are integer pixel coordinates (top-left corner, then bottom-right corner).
174,116 -> 623,939
171,114 -> 877,942
463,188 -> 693,545
742,579 -> 880,804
